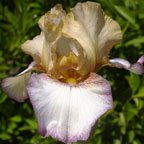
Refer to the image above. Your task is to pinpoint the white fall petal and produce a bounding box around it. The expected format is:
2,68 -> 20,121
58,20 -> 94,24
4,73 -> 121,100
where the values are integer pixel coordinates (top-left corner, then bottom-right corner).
1,62 -> 35,102
1,72 -> 31,102
109,55 -> 144,75
27,73 -> 113,143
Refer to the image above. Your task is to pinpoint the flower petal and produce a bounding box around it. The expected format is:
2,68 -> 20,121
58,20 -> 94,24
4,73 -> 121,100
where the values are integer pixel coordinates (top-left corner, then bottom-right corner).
97,15 -> 122,63
62,1 -> 122,72
27,73 -> 113,143
109,56 -> 144,75
1,62 -> 35,102
55,36 -> 90,76
41,4 -> 66,70
1,71 -> 31,102
56,36 -> 79,57
21,32 -> 44,63
62,10 -> 97,72
71,1 -> 105,44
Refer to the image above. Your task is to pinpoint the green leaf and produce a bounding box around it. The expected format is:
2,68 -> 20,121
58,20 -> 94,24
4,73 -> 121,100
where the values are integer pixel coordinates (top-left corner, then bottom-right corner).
114,5 -> 136,26
126,74 -> 140,94
114,139 -> 121,144
4,7 -> 18,27
125,36 -> 144,47
0,133 -> 11,140
11,115 -> 22,123
133,87 -> 144,98
25,119 -> 37,130
129,130 -> 135,143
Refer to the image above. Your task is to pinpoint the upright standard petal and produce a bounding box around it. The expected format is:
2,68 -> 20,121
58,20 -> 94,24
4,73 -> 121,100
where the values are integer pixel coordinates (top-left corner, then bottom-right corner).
71,1 -> 105,44
1,71 -> 31,102
27,73 -> 113,143
62,11 -> 97,72
109,55 -> 144,75
97,15 -> 122,63
62,1 -> 122,72
21,32 -> 44,63
41,4 -> 66,70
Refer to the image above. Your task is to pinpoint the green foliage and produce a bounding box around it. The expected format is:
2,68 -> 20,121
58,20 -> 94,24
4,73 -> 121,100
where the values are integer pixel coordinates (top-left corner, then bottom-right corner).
0,0 -> 144,144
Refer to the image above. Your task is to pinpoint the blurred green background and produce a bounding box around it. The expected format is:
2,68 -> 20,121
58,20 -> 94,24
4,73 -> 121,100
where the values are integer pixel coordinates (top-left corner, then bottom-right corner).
0,0 -> 144,144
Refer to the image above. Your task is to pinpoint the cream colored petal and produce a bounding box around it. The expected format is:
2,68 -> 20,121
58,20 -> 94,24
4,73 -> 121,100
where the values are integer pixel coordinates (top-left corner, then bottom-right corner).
1,62 -> 35,102
1,71 -> 31,102
62,13 -> 96,72
41,4 -> 66,70
41,37 -> 56,72
56,36 -> 79,56
21,32 -> 44,63
38,16 -> 44,31
63,1 -> 122,71
56,36 -> 88,75
43,4 -> 65,43
71,1 -> 105,44
62,2 -> 108,72
97,15 -> 122,62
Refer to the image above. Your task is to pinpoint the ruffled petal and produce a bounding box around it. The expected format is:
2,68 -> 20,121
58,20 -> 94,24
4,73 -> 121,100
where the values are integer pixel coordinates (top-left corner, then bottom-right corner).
27,73 -> 113,143
1,71 -> 31,102
62,12 -> 96,72
109,55 -> 144,75
97,15 -> 122,63
71,1 -> 105,44
41,4 -> 66,70
21,32 -> 44,63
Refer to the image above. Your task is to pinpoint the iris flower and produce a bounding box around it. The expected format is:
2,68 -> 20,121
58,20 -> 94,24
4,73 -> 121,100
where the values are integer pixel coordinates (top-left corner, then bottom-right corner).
1,1 -> 144,144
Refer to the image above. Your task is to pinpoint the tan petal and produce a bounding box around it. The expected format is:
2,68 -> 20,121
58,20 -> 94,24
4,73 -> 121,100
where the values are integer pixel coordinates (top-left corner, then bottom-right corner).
97,15 -> 122,63
63,1 -> 122,72
21,32 -> 44,63
41,4 -> 66,70
62,12 -> 96,72
71,1 -> 105,44
56,36 -> 79,57
41,37 -> 51,70
43,4 -> 65,43
38,16 -> 44,31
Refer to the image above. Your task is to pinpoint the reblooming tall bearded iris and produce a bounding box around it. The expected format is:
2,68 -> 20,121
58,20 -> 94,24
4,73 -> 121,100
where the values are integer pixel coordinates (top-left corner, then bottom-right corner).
1,1 -> 144,144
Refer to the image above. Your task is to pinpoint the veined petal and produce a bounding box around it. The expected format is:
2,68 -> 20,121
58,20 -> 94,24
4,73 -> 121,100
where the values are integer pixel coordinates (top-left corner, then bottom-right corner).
56,36 -> 79,57
41,4 -> 66,70
21,32 -> 44,63
1,62 -> 35,102
27,73 -> 113,143
39,4 -> 65,35
1,71 -> 31,102
71,1 -> 105,44
109,55 -> 144,75
62,1 -> 122,72
41,37 -> 52,70
62,12 -> 96,72
97,15 -> 122,63
55,36 -> 90,76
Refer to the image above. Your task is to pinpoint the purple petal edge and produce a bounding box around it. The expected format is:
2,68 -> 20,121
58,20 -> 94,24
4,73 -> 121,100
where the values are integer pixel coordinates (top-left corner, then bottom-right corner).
27,73 -> 113,144
109,55 -> 144,75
